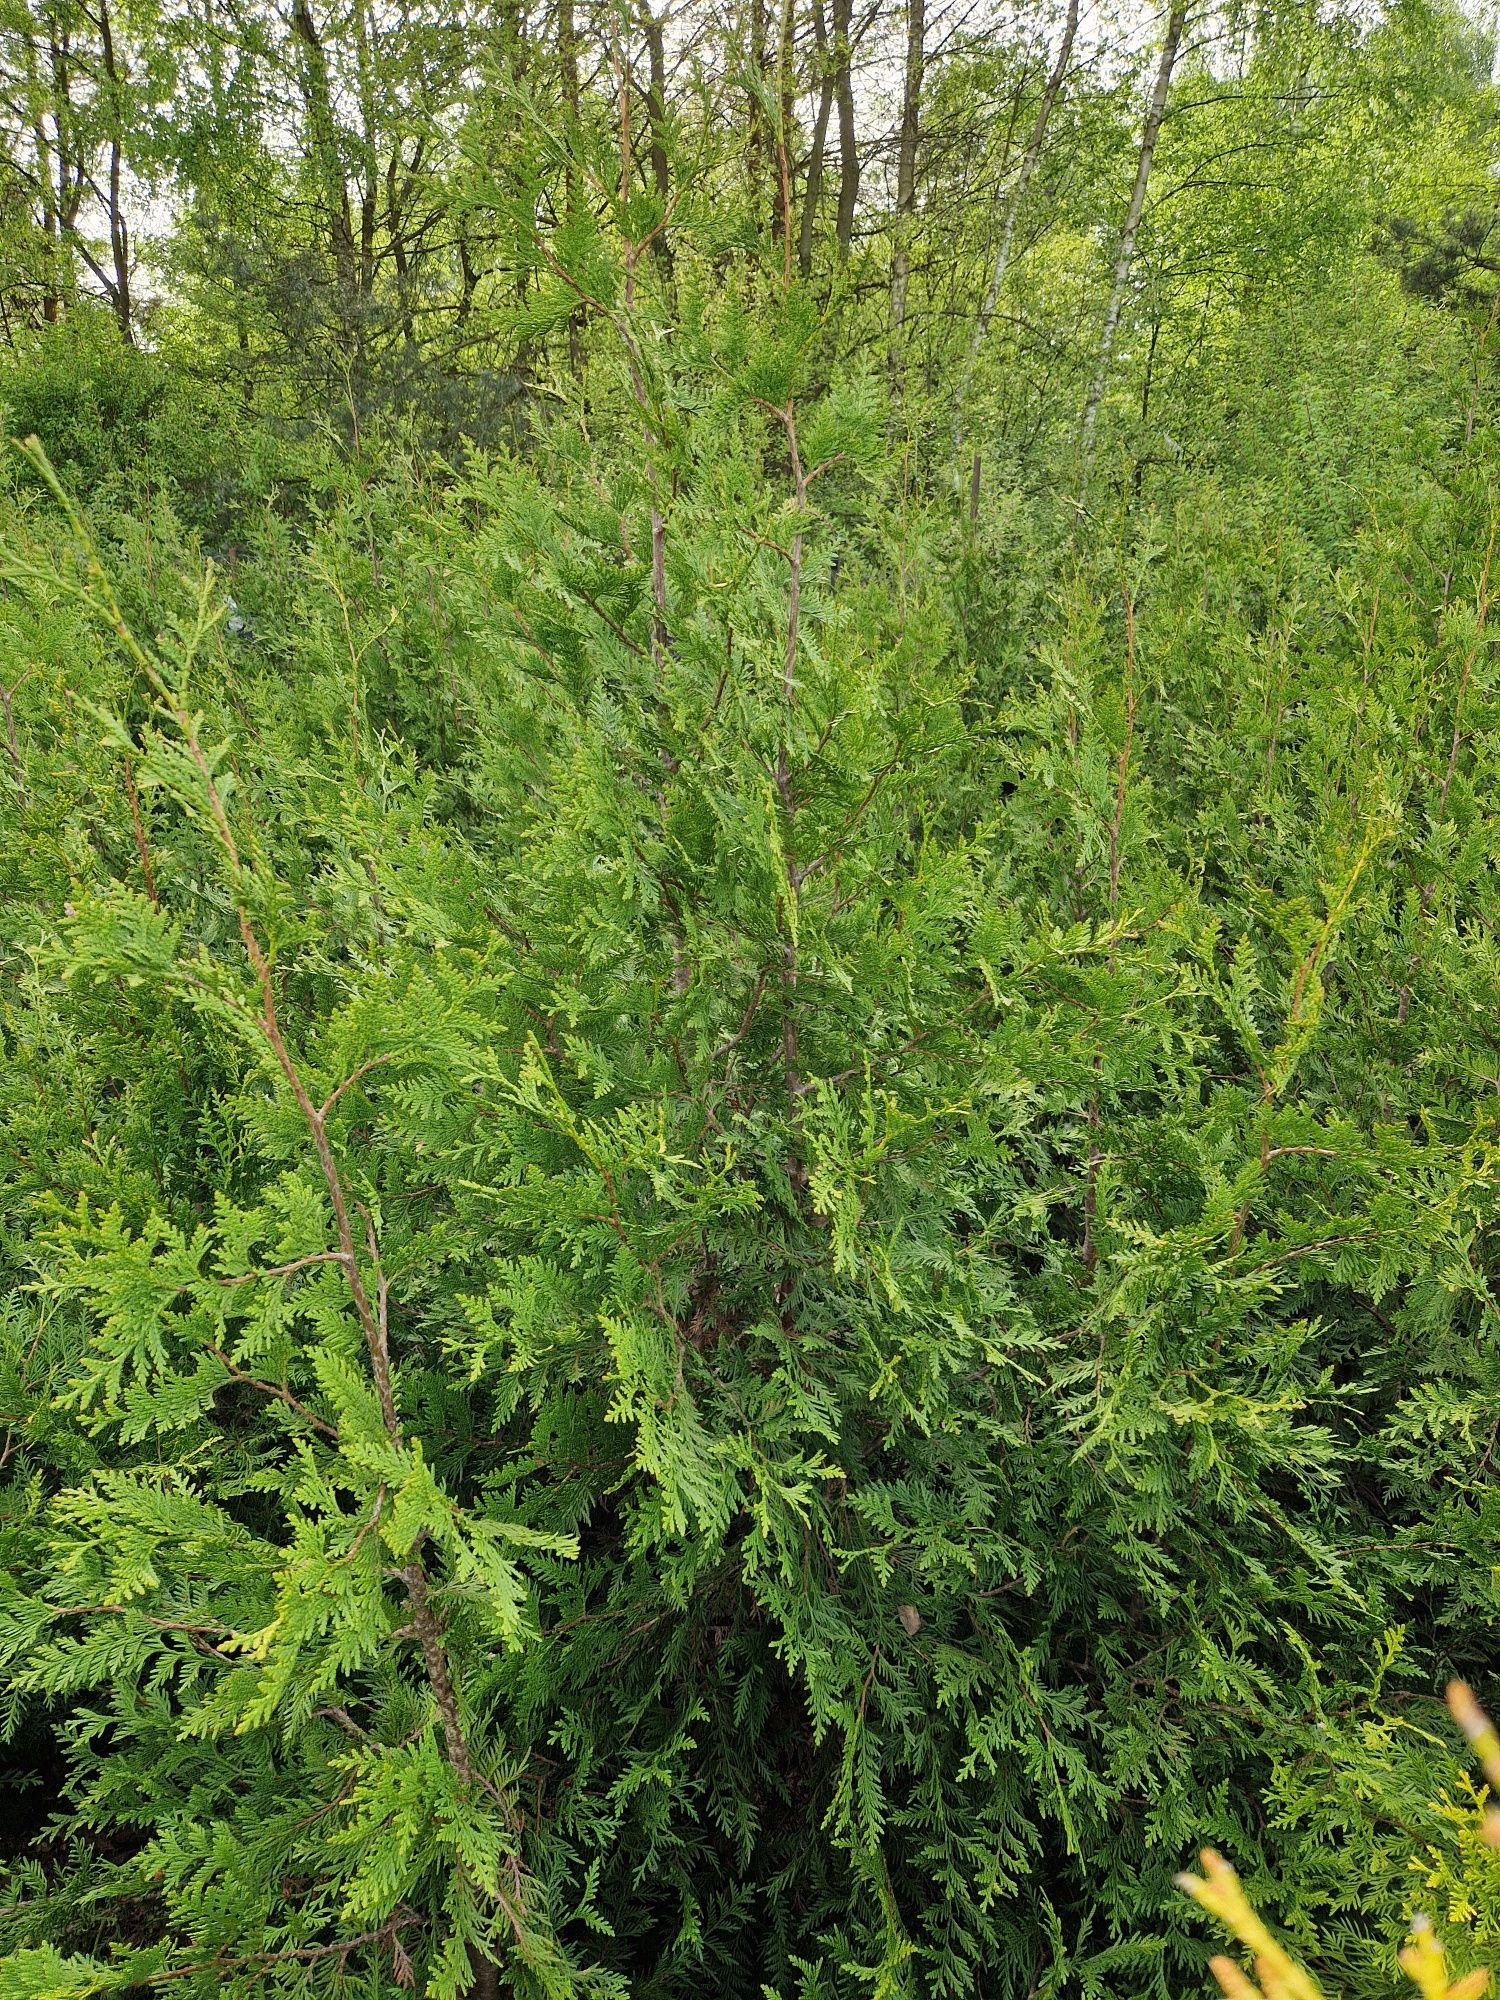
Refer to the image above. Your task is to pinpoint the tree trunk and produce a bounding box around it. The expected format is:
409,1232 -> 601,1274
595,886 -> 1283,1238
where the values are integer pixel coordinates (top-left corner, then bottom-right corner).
832,0 -> 857,258
559,0 -> 585,372
764,0 -> 795,272
455,227 -> 478,326
22,25 -> 62,322
638,2 -> 674,285
953,0 -> 1078,454
1079,0 -> 1188,476
888,0 -> 924,405
96,0 -> 135,341
351,0 -> 379,300
558,0 -> 581,138
386,147 -> 418,355
291,0 -> 359,355
502,0 -> 536,390
745,0 -> 774,240
50,27 -> 88,305
798,0 -> 834,278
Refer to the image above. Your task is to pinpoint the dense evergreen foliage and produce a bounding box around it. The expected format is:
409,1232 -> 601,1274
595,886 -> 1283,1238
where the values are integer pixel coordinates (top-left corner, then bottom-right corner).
1,0 -> 1500,1996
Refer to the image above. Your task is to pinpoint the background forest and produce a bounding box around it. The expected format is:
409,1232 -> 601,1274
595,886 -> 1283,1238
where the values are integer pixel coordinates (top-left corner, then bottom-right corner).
2,0 -> 1500,1996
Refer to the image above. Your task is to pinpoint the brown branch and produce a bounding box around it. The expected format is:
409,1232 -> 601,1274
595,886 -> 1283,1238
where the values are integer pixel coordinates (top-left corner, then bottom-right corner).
16,459 -> 532,1989
216,1250 -> 350,1287
122,755 -> 157,907
204,1342 -> 340,1440
320,1054 -> 396,1119
1,669 -> 33,806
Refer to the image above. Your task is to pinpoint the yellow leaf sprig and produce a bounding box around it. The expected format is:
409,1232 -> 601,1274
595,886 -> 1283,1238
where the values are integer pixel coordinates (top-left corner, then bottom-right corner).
1176,1848 -> 1324,2000
1447,1682 -> 1500,1850
1181,1683 -> 1500,2000
1177,1848 -> 1490,2000
1401,1916 -> 1491,2000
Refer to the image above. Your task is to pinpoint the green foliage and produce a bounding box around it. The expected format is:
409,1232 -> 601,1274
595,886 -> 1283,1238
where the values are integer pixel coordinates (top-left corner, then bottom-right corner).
0,312 -> 173,485
0,311 -> 281,533
1180,1687 -> 1500,2000
0,0 -> 1498,1996
0,227 -> 1496,1995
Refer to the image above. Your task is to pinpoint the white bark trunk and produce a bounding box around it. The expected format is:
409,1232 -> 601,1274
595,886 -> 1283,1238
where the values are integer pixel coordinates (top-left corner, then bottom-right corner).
1079,0 -> 1188,477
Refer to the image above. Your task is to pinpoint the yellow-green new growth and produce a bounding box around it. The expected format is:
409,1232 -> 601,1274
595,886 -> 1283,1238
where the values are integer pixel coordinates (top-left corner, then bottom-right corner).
1182,1682 -> 1500,2000
1176,1849 -> 1323,2000
1178,1850 -> 1489,2000
1448,1682 -> 1500,1851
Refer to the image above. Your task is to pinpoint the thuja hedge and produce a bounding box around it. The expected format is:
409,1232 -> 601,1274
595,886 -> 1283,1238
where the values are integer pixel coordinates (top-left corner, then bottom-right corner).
0,306 -> 1498,2000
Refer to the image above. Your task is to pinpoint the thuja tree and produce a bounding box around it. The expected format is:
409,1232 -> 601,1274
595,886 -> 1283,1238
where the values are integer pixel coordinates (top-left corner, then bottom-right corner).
2,199 -> 1500,2000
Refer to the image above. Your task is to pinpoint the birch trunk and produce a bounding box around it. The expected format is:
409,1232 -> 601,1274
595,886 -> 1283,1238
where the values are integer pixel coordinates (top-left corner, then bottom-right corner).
832,0 -> 858,259
1079,0 -> 1188,477
888,0 -> 924,406
953,0 -> 1079,454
